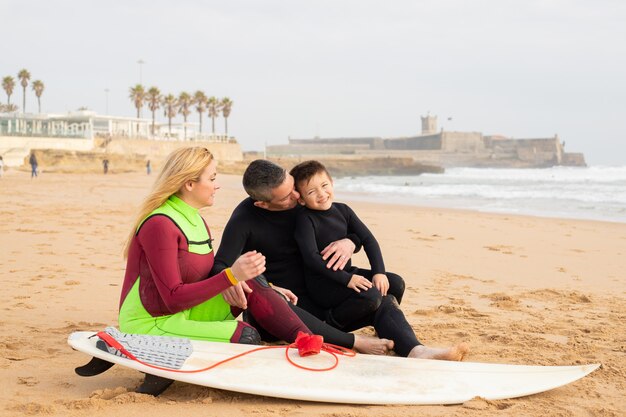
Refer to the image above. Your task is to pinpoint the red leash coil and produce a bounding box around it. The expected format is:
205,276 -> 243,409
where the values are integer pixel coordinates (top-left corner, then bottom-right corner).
96,331 -> 355,374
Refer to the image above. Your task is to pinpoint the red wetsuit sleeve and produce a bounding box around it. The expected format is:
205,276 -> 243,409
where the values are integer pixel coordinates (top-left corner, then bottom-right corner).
138,216 -> 235,313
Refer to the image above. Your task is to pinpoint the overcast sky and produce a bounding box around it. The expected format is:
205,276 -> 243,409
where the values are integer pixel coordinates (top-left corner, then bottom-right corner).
2,0 -> 625,165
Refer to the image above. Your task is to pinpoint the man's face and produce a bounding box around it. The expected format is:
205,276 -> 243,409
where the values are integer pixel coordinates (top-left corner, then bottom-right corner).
256,174 -> 300,211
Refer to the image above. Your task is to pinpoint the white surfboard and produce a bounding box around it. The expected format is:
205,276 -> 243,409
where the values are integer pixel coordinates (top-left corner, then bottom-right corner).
68,331 -> 599,405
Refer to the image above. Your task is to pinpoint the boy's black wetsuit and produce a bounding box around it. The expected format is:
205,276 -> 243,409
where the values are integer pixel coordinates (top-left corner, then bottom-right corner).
214,198 -> 421,356
294,202 -> 421,357
293,202 -> 401,317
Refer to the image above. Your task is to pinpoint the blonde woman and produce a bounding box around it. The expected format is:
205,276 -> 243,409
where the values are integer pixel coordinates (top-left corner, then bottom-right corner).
118,147 -> 311,345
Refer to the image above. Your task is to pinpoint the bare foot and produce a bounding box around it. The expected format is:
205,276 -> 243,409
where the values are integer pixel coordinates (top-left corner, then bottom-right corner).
353,335 -> 394,355
408,343 -> 469,361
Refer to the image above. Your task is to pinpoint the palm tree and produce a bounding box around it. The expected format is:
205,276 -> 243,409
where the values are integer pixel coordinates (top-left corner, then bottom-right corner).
178,91 -> 192,140
129,84 -> 146,118
32,80 -> 45,113
193,91 -> 208,134
207,96 -> 221,135
2,76 -> 15,105
129,84 -> 145,135
18,69 -> 31,113
161,94 -> 178,137
221,97 -> 233,137
145,86 -> 161,136
0,103 -> 19,113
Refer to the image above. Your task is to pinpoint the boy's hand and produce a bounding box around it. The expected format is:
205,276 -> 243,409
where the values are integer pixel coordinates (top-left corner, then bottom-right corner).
372,273 -> 389,296
321,238 -> 355,271
347,274 -> 372,293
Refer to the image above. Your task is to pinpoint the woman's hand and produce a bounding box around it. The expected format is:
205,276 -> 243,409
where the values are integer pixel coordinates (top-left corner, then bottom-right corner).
372,273 -> 389,296
230,250 -> 266,282
347,274 -> 373,293
321,238 -> 355,271
271,285 -> 298,305
222,282 -> 252,309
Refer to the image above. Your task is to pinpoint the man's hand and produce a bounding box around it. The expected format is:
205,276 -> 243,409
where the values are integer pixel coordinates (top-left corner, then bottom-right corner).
222,282 -> 253,309
347,274 -> 373,293
271,285 -> 298,305
372,273 -> 389,296
321,238 -> 356,271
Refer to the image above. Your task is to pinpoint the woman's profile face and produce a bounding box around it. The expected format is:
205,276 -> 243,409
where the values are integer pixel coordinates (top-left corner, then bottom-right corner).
181,159 -> 220,209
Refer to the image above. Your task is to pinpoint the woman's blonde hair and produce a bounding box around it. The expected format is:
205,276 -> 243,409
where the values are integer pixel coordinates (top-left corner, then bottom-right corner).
123,146 -> 214,258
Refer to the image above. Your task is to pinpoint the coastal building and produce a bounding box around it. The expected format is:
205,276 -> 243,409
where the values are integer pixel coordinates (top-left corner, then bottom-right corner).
267,115 -> 586,168
0,110 -> 231,141
0,111 -> 241,167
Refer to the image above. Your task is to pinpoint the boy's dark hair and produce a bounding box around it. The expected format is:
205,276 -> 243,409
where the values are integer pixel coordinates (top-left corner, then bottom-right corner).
289,160 -> 332,191
243,159 -> 286,202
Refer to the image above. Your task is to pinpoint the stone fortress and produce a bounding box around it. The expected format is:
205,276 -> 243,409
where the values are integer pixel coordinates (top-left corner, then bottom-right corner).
267,115 -> 586,168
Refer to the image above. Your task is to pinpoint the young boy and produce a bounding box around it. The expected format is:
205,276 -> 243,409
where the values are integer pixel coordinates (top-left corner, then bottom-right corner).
290,160 -> 468,360
290,160 -> 401,326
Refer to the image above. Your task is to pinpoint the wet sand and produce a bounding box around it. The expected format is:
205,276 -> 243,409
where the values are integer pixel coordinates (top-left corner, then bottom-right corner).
1,169 -> 624,416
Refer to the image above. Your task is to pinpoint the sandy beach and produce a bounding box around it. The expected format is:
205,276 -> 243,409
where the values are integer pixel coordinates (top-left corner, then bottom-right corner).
1,168 -> 624,417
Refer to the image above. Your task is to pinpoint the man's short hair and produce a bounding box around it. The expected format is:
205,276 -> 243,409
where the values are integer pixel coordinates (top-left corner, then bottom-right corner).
289,160 -> 331,192
243,160 -> 286,201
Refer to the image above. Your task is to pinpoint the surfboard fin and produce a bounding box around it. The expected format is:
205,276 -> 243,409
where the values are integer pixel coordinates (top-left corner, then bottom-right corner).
136,373 -> 175,396
75,356 -> 115,377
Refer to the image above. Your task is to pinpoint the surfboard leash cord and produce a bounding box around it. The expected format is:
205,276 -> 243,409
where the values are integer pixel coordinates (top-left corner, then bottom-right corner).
95,330 -> 356,373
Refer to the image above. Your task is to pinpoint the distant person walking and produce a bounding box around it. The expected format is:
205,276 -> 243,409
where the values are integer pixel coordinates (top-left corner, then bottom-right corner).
29,152 -> 38,178
102,159 -> 109,174
146,159 -> 152,175
0,155 -> 4,178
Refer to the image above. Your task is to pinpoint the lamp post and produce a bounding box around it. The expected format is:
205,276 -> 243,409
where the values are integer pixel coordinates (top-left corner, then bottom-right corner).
137,59 -> 146,84
104,88 -> 109,115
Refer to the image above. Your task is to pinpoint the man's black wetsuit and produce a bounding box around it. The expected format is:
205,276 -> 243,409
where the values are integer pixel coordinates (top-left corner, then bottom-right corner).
214,198 -> 422,356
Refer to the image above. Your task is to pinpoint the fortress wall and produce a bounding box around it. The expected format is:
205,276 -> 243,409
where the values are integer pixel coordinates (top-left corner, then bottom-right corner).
355,149 -> 486,167
267,144 -> 370,156
441,131 -> 485,152
384,134 -> 442,150
562,152 -> 586,166
516,146 -> 558,164
288,137 -> 383,149
355,149 -> 569,168
489,140 -> 519,158
491,138 -> 560,164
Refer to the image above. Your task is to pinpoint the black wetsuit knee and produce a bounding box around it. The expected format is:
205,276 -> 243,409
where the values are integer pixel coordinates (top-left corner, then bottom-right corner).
326,287 -> 382,329
386,272 -> 406,304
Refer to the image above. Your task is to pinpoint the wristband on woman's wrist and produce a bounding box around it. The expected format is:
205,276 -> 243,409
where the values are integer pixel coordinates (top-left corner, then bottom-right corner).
225,268 -> 238,285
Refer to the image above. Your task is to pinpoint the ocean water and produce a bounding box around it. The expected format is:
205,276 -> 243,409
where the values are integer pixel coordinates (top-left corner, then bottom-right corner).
334,166 -> 626,223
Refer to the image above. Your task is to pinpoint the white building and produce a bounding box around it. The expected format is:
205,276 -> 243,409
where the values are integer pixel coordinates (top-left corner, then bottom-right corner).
0,110 -> 231,142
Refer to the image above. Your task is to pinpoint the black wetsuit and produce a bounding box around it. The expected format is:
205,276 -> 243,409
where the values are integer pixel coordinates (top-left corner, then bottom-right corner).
294,202 -> 422,357
213,198 -> 358,348
214,198 -> 421,356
